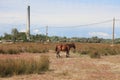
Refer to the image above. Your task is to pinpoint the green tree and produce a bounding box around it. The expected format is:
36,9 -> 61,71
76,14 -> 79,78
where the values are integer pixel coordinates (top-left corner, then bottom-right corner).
11,28 -> 19,42
4,33 -> 12,40
18,32 -> 27,42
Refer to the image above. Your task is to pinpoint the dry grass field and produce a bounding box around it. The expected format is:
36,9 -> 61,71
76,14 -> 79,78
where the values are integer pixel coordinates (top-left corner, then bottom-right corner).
0,43 -> 120,80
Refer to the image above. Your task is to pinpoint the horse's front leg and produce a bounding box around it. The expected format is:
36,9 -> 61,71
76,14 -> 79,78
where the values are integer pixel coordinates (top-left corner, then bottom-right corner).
66,51 -> 69,58
56,51 -> 61,58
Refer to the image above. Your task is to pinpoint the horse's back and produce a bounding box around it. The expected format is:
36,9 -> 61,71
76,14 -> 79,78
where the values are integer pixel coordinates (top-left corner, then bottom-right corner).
55,44 -> 62,51
56,44 -> 69,51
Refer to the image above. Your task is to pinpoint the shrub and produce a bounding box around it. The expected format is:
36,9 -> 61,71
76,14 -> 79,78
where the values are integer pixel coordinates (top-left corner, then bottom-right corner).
0,55 -> 50,77
0,43 -> 50,54
25,47 -> 49,53
90,51 -> 101,59
0,59 -> 15,77
38,55 -> 50,72
80,50 -> 89,55
6,49 -> 20,54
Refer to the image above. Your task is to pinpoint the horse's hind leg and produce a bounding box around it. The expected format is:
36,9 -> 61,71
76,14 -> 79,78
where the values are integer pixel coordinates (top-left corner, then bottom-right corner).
56,51 -> 61,58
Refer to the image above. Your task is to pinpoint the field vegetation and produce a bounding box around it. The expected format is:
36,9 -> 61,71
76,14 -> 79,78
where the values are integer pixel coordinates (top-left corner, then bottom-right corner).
0,54 -> 49,77
0,43 -> 50,54
0,42 -> 120,56
76,43 -> 120,57
0,42 -> 120,78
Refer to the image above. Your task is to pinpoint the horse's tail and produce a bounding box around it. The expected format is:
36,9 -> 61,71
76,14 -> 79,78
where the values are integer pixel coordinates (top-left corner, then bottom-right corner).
55,46 -> 57,52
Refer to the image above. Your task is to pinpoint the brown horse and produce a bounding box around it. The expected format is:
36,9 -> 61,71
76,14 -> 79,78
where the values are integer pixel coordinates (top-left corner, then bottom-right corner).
55,43 -> 76,58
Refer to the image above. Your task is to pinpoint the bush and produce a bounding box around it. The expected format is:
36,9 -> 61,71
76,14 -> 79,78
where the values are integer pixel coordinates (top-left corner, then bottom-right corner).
6,49 -> 20,54
0,55 -> 50,77
90,51 -> 101,59
37,55 -> 50,73
0,43 -> 50,54
25,47 -> 49,53
80,50 -> 89,55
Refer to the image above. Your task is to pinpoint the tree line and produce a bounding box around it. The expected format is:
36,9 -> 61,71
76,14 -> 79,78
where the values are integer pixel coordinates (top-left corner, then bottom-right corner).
0,28 -> 120,43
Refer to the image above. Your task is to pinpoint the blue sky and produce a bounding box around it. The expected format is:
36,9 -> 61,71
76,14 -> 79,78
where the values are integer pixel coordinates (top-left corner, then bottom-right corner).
0,0 -> 120,38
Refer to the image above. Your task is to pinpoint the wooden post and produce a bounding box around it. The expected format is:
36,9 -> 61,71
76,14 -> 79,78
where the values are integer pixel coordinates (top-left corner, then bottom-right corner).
112,18 -> 115,46
46,26 -> 48,42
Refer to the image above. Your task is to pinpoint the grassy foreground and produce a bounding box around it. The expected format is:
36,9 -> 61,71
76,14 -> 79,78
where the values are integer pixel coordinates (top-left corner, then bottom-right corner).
0,55 -> 49,77
0,42 -> 120,78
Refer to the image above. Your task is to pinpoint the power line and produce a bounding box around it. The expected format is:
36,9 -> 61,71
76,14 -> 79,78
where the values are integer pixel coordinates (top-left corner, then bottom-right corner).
116,19 -> 120,21
8,19 -> 119,28
48,19 -> 113,28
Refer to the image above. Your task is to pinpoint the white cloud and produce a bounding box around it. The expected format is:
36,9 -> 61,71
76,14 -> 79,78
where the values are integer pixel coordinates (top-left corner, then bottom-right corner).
0,0 -> 120,27
19,29 -> 26,32
88,32 -> 112,38
33,29 -> 41,34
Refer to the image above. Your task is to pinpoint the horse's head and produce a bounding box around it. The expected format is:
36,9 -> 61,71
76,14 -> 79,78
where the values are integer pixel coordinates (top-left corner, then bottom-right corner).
71,43 -> 76,53
71,43 -> 76,49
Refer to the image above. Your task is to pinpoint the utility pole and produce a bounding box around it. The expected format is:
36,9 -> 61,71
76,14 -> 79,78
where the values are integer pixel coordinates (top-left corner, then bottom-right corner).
26,5 -> 30,41
46,26 -> 48,42
112,18 -> 115,46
